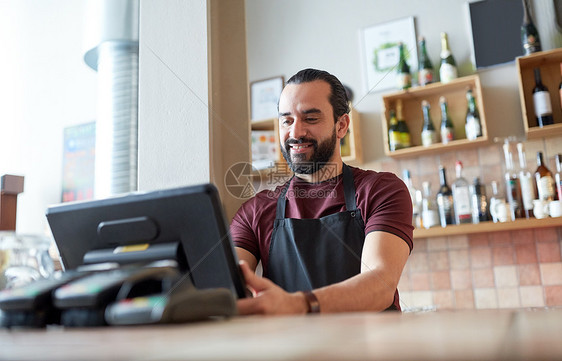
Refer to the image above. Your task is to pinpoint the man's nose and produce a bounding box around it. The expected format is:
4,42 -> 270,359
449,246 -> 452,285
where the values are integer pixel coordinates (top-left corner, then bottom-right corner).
289,119 -> 307,139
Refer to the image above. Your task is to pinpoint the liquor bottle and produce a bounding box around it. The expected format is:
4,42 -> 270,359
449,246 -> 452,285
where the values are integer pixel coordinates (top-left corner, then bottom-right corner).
421,100 -> 438,146
533,68 -> 554,127
439,96 -> 454,144
403,169 -> 421,228
521,0 -> 542,55
452,161 -> 472,224
503,142 -> 524,220
554,154 -> 562,201
388,109 -> 401,151
535,151 -> 556,201
417,36 -> 434,86
489,181 -> 502,223
470,177 -> 489,223
439,32 -> 458,84
516,142 -> 536,218
436,166 -> 455,227
396,42 -> 412,90
396,100 -> 411,148
465,88 -> 483,140
422,182 -> 440,229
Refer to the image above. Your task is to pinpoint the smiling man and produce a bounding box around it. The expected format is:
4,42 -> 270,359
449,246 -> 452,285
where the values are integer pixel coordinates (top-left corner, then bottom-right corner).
230,68 -> 413,314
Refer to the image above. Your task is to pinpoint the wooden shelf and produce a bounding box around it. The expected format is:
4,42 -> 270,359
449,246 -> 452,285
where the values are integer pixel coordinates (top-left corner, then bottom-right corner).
381,75 -> 489,159
516,48 -> 562,137
525,122 -> 562,140
413,216 -> 562,239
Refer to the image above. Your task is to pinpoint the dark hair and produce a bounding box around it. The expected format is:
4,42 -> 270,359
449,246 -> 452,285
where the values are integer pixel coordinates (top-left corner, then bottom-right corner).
286,68 -> 350,122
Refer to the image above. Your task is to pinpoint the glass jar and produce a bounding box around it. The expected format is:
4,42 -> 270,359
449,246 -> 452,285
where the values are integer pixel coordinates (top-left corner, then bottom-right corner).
0,232 -> 55,289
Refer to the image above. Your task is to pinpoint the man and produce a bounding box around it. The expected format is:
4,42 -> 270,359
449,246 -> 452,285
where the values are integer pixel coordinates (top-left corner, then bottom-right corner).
231,68 -> 413,314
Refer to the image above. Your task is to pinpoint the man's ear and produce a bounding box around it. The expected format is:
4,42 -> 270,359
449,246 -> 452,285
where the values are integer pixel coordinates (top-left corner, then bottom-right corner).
336,114 -> 351,139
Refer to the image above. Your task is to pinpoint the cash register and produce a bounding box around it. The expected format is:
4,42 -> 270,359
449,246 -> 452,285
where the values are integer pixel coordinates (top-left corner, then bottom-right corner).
0,184 -> 246,327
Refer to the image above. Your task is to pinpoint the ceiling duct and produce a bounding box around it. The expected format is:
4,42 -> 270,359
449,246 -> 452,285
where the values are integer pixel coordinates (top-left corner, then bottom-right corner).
83,0 -> 139,198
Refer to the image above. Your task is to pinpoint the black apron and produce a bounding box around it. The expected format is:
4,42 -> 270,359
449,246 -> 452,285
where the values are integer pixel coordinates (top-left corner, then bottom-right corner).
266,163 -> 365,292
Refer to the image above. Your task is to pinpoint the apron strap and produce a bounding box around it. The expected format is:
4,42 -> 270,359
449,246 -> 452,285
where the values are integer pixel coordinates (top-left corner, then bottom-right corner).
342,163 -> 358,211
275,175 -> 294,220
275,164 -> 357,219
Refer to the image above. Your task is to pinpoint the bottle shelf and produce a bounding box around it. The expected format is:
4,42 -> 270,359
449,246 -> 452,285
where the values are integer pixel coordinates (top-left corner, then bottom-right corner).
516,48 -> 562,138
413,216 -> 562,239
381,75 -> 489,159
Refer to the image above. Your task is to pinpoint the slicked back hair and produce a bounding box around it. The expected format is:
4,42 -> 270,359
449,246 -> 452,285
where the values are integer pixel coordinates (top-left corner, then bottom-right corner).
285,68 -> 350,123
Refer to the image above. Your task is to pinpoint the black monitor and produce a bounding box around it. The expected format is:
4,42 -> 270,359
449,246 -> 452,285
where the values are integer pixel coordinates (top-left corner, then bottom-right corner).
45,184 -> 247,299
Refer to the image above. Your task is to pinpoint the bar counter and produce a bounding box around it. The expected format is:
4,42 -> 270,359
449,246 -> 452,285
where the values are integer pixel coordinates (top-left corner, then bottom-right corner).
1,308 -> 561,360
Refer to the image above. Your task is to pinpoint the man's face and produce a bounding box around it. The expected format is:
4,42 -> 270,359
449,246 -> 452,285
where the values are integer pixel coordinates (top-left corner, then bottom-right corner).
278,80 -> 341,175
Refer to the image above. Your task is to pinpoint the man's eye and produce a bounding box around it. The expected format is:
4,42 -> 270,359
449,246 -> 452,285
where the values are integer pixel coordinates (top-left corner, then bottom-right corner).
306,117 -> 318,122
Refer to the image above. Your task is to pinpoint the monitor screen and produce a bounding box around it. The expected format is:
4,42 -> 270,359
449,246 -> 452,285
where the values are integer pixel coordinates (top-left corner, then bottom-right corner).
45,184 -> 247,299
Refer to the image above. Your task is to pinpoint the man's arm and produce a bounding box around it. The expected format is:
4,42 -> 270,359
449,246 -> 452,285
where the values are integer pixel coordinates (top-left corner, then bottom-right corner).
237,231 -> 410,314
236,247 -> 258,272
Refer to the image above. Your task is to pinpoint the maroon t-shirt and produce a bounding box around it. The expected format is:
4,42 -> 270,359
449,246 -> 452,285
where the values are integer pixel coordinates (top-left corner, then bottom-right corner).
231,166 -> 414,273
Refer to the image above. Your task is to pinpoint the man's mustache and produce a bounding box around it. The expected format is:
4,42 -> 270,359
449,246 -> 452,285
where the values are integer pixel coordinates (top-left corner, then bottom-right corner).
284,137 -> 318,147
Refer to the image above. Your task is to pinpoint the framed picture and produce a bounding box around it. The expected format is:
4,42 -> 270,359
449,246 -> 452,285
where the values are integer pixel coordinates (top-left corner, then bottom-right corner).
250,76 -> 284,122
361,16 -> 417,94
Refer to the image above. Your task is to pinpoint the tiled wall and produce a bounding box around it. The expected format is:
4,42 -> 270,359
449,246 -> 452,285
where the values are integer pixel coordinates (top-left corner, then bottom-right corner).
398,227 -> 562,310
363,135 -> 562,311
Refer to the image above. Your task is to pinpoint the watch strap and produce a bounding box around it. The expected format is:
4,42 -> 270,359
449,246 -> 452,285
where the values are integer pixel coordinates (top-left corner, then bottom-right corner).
303,291 -> 320,314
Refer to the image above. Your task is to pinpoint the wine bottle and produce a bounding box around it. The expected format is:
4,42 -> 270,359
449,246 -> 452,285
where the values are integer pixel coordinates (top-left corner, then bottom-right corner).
396,42 -> 412,90
535,151 -> 556,201
533,68 -> 554,127
403,169 -> 421,228
422,181 -> 440,229
503,142 -> 524,220
559,63 -> 562,109
396,100 -> 411,148
439,96 -> 454,144
439,32 -> 458,84
470,177 -> 489,223
436,166 -> 455,227
516,142 -> 536,218
417,36 -> 434,86
489,181 -> 502,223
452,161 -> 472,224
521,0 -> 542,55
554,154 -> 562,201
388,109 -> 401,151
421,100 -> 438,146
465,88 -> 483,140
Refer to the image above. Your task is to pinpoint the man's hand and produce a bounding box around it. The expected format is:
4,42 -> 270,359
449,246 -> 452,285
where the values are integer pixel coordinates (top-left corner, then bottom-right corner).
237,261 -> 308,315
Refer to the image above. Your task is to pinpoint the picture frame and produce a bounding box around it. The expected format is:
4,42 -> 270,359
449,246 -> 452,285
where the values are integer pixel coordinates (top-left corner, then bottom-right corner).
360,16 -> 417,94
250,76 -> 284,122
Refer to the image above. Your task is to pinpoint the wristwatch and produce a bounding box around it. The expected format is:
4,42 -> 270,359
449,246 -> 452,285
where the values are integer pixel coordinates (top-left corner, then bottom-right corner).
303,291 -> 320,314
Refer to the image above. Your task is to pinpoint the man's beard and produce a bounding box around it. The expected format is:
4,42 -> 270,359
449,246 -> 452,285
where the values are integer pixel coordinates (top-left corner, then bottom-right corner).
281,126 -> 337,174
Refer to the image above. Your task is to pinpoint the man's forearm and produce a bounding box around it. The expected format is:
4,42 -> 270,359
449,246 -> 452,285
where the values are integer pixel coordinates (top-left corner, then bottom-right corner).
311,269 -> 398,313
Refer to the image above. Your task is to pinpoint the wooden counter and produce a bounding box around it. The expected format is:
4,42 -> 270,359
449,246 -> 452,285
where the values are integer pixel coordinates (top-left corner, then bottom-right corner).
1,308 -> 561,360
414,216 -> 562,239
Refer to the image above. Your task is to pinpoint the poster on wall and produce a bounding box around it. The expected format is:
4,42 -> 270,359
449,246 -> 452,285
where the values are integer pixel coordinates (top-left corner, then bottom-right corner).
360,16 -> 417,94
250,76 -> 284,122
61,122 -> 95,202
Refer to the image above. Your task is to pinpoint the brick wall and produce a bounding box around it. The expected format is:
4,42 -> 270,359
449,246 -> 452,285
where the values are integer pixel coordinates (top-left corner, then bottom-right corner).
362,135 -> 562,311
398,227 -> 562,310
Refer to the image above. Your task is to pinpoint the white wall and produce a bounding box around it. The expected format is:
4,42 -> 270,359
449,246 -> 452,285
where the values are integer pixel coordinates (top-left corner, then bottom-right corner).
245,0 -> 553,165
0,0 -> 97,234
138,0 -> 210,191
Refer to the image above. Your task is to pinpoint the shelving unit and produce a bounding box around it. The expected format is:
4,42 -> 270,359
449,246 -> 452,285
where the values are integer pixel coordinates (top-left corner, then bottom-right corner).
516,48 -> 562,139
413,216 -> 562,239
381,75 -> 489,159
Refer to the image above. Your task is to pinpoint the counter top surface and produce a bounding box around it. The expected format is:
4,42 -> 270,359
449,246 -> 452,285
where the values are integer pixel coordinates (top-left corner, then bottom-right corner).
1,308 -> 561,360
